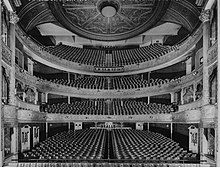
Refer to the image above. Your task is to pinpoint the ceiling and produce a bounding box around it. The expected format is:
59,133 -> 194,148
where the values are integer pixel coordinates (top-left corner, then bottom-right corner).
13,0 -> 204,46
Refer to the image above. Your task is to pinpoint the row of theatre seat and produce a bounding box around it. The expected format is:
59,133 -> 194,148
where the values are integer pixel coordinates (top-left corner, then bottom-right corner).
112,129 -> 196,160
45,100 -> 174,115
37,75 -> 172,90
22,129 -> 105,160
17,163 -> 201,167
20,129 -> 197,162
42,43 -> 177,66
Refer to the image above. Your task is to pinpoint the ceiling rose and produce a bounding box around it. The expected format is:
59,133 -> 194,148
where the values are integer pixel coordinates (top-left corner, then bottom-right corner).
49,0 -> 170,41
101,6 -> 117,17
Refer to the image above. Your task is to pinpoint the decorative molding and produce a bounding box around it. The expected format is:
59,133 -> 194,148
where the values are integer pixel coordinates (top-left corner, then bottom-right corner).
48,0 -> 170,41
9,12 -> 19,24
15,24 -> 203,76
15,65 -> 203,99
199,9 -> 211,22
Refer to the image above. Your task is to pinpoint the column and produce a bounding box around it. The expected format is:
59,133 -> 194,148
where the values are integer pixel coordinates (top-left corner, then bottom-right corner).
34,88 -> 38,105
68,96 -> 71,104
180,88 -> 184,105
170,92 -> 175,103
170,123 -> 173,140
27,58 -> 34,75
45,122 -> 48,139
45,93 -> 48,103
11,126 -> 18,159
67,72 -> 70,82
0,1 -> 3,166
147,96 -> 150,104
9,12 -> 19,106
199,126 -> 204,160
217,0 -> 220,166
200,9 -> 211,106
148,72 -> 151,83
147,123 -> 150,131
199,9 -> 211,162
186,57 -> 192,74
68,122 -> 71,131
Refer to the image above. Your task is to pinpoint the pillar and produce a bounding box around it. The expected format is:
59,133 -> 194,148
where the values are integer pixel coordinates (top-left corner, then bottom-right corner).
0,1 -> 3,166
68,96 -> 70,104
147,123 -> 150,131
170,92 -> 175,103
148,72 -> 151,83
22,92 -> 26,102
9,12 -> 19,106
67,72 -> 70,82
147,96 -> 150,104
120,122 -> 123,128
68,122 -> 71,131
186,57 -> 192,74
200,9 -> 211,106
217,0 -> 220,166
199,9 -> 211,162
45,93 -> 48,103
11,126 -> 18,159
34,88 -> 38,105
27,58 -> 34,75
45,122 -> 48,139
180,88 -> 184,105
170,123 -> 173,140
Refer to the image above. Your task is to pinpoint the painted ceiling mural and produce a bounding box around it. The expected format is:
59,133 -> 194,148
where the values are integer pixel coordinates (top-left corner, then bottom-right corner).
15,0 -> 201,42
48,0 -> 170,41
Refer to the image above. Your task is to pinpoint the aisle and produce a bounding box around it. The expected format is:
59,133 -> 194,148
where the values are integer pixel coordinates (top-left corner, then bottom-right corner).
103,130 -> 115,159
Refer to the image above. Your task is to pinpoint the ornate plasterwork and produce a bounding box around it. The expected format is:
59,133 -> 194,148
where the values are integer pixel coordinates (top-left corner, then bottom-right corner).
15,24 -> 203,76
2,42 -> 12,66
48,0 -> 170,41
199,9 -> 211,22
9,12 -> 19,24
15,64 -> 203,99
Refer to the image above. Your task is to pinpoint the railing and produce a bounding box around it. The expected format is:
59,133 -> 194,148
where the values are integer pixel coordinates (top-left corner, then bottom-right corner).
15,65 -> 203,99
15,24 -> 203,75
17,158 -> 203,164
2,40 -> 12,65
16,97 -> 40,111
178,98 -> 202,112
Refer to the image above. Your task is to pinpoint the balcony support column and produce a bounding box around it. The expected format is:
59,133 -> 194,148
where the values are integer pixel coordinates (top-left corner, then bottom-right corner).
11,125 -> 18,160
27,58 -> 34,76
0,1 -> 3,166
186,57 -> 192,74
217,0 -> 220,166
199,9 -> 211,162
9,12 -> 19,106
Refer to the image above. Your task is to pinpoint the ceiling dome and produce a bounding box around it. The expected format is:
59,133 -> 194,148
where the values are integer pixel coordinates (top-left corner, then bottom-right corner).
48,0 -> 170,41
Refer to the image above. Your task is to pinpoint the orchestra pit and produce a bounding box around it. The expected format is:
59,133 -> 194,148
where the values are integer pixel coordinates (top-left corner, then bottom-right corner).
0,0 -> 220,167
